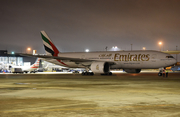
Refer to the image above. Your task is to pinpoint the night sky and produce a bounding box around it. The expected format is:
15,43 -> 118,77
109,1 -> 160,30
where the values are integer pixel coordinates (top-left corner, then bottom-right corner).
1,0 -> 180,54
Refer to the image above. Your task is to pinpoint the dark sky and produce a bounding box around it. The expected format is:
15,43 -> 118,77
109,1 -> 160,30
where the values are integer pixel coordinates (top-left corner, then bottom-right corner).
1,0 -> 180,54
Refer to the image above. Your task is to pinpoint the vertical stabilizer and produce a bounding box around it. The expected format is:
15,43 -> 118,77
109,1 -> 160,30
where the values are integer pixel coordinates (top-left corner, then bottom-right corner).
30,58 -> 40,68
40,31 -> 60,56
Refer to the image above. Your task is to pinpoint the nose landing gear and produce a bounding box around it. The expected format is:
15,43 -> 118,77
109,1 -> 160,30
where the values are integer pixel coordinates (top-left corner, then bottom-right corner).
158,67 -> 165,76
158,72 -> 162,76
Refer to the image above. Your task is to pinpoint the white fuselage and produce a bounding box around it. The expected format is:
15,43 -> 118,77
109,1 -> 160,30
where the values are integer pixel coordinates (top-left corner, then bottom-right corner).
11,66 -> 37,72
43,50 -> 176,69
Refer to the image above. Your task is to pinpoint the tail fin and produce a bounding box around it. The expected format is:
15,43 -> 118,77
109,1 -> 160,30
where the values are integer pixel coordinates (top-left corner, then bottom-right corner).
30,58 -> 40,68
40,31 -> 60,56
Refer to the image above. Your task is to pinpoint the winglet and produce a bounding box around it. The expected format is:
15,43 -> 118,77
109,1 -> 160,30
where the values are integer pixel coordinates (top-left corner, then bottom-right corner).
40,31 -> 60,56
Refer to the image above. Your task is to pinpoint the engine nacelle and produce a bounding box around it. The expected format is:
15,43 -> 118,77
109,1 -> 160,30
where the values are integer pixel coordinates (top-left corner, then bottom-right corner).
90,62 -> 110,74
123,69 -> 141,73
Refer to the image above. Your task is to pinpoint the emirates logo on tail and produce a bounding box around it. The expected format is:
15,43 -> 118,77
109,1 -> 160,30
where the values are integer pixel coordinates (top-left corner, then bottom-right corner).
40,31 -> 68,67
41,31 -> 60,56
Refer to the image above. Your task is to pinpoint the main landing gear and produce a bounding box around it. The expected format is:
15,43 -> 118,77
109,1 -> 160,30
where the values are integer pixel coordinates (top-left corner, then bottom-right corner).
81,72 -> 113,76
101,72 -> 112,76
81,71 -> 94,76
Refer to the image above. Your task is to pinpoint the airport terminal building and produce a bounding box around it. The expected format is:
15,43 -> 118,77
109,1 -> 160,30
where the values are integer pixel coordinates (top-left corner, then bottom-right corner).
0,50 -> 37,66
0,50 -> 63,72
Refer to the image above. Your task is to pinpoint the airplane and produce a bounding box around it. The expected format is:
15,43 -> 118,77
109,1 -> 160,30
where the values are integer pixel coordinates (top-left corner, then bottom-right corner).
20,31 -> 176,75
11,58 -> 40,73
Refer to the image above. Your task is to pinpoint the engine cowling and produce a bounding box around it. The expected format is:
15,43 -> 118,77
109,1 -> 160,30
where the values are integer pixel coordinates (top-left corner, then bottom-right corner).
123,69 -> 141,73
90,62 -> 110,74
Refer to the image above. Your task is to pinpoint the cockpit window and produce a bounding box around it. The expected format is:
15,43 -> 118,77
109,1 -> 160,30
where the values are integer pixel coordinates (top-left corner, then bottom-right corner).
166,56 -> 174,58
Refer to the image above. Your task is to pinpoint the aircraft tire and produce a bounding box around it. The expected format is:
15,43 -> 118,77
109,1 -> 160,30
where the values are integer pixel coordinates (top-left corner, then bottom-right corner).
82,72 -> 94,76
101,72 -> 112,76
108,72 -> 112,75
158,72 -> 162,76
90,72 -> 94,75
81,72 -> 85,75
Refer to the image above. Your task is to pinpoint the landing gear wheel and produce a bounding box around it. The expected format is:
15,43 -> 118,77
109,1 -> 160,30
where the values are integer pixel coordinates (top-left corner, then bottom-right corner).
158,72 -> 162,76
81,72 -> 85,75
90,72 -> 94,75
108,72 -> 112,75
101,72 -> 112,76
81,72 -> 94,76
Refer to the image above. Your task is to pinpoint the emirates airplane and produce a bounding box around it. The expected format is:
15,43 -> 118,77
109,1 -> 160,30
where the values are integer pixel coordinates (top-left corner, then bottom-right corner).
22,31 -> 176,75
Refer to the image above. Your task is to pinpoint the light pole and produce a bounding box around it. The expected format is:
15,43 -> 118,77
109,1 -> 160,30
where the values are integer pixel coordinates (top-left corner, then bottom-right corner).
131,44 -> 132,51
176,46 -> 178,62
158,42 -> 162,51
105,46 -> 108,51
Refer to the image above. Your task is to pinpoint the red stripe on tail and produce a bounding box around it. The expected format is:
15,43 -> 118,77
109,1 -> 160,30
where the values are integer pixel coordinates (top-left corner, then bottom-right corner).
49,40 -> 68,66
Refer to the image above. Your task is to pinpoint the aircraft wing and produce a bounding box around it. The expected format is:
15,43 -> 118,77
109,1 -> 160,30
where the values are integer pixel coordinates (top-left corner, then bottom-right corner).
162,51 -> 180,54
18,53 -> 95,62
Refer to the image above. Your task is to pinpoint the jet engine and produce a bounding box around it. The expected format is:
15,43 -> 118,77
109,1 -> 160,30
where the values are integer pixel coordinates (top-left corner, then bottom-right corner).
90,62 -> 110,74
123,69 -> 141,73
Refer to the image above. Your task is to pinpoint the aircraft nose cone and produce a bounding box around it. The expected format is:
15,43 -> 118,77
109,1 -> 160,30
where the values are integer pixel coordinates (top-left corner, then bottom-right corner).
166,58 -> 176,66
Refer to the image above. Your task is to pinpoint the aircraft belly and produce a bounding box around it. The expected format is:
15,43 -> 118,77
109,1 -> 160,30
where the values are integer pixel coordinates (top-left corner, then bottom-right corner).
121,61 -> 142,69
115,61 -> 160,69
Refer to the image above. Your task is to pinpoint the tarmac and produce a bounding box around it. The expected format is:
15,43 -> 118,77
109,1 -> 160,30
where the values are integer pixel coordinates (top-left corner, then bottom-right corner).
0,72 -> 180,117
